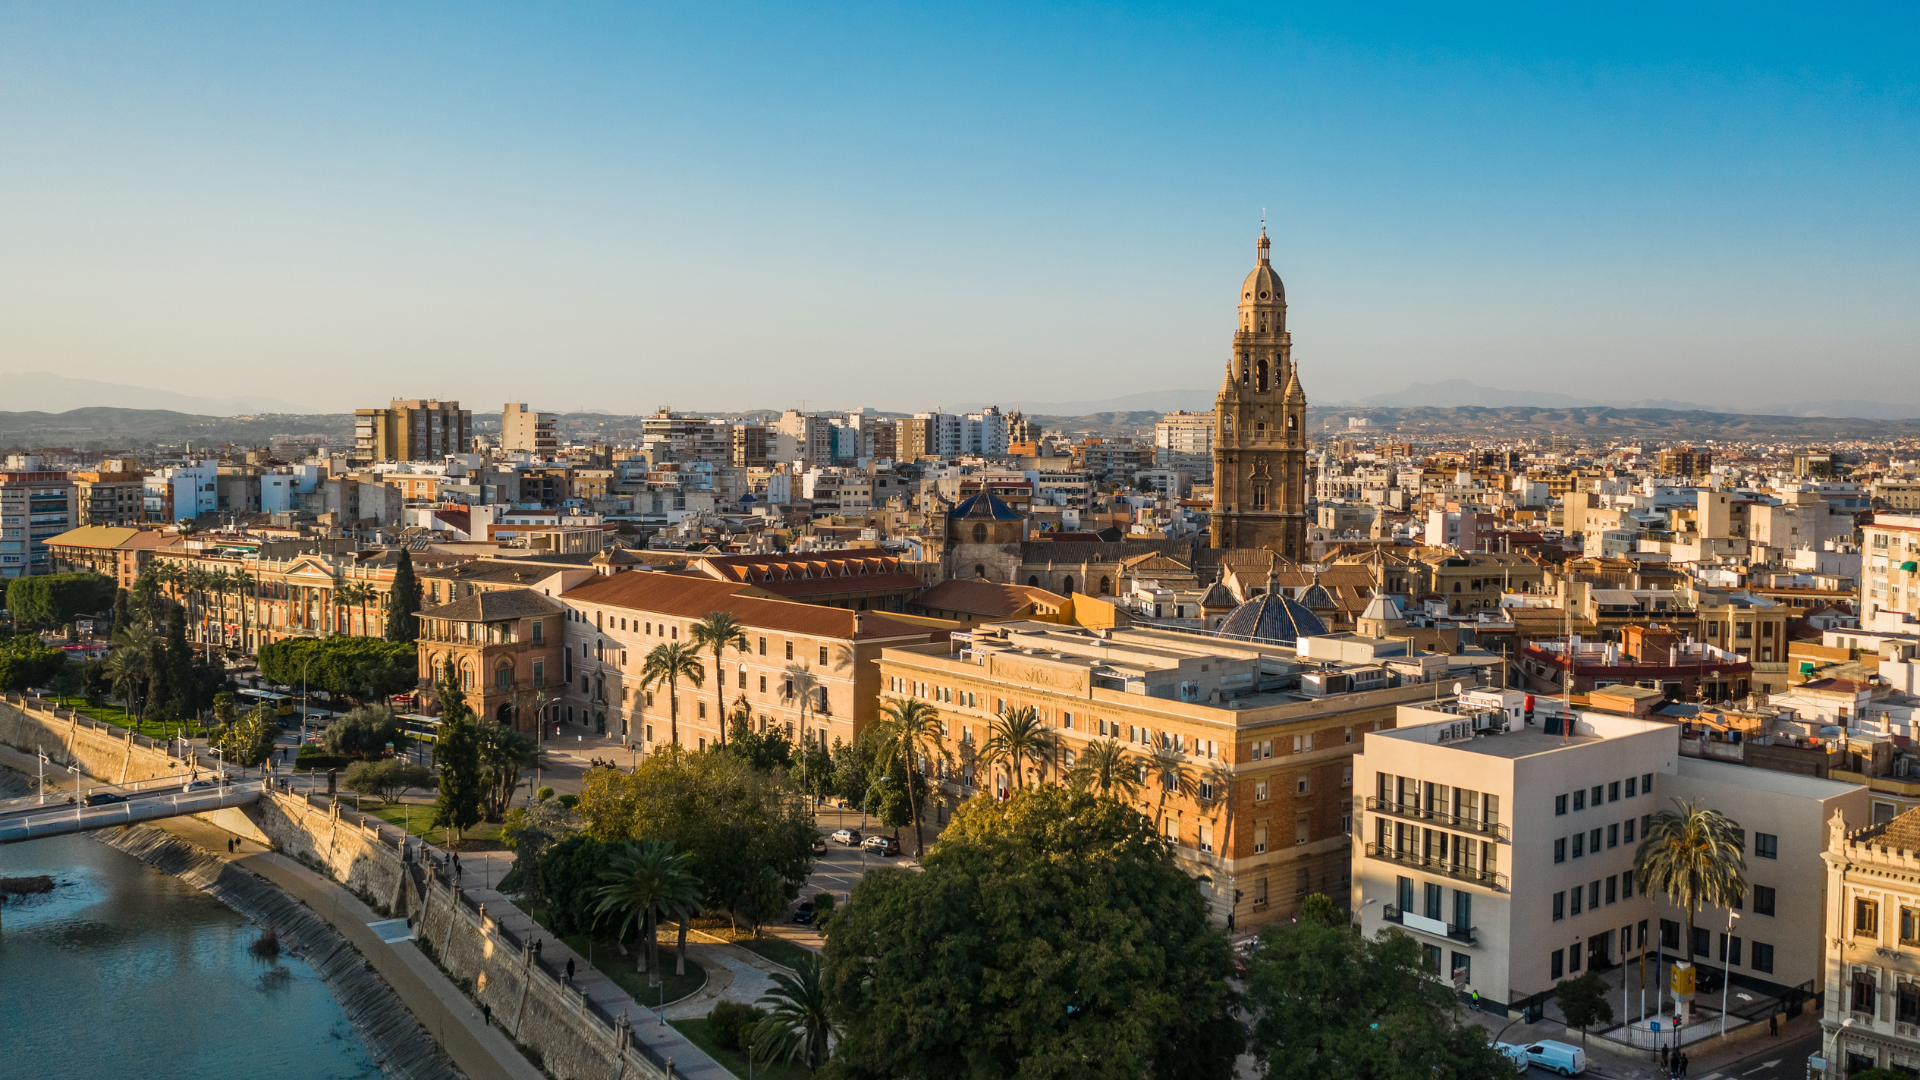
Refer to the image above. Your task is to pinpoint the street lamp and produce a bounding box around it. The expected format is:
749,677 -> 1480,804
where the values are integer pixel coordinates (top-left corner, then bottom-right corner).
1721,910 -> 1741,1035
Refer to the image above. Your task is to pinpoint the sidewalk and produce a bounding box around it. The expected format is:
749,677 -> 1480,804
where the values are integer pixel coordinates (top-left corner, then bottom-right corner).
1463,1000 -> 1822,1079
151,814 -> 546,1080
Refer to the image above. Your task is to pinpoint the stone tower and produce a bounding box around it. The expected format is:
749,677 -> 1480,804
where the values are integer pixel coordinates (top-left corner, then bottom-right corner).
1210,226 -> 1309,558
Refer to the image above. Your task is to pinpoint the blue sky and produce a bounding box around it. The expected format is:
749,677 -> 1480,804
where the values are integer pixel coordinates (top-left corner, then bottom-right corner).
0,3 -> 1914,414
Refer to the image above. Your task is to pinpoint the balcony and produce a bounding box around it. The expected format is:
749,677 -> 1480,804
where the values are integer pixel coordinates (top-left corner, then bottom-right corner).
1382,905 -> 1478,945
1365,842 -> 1509,892
1365,797 -> 1511,841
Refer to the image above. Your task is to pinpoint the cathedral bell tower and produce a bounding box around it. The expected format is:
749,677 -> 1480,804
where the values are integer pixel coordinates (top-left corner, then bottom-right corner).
1210,226 -> 1309,559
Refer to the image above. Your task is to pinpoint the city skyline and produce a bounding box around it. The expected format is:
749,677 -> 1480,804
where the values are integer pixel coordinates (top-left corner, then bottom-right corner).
1,4 -> 1914,413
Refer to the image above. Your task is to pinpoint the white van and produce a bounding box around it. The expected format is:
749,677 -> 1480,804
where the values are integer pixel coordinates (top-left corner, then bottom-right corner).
1522,1040 -> 1586,1076
1495,1043 -> 1530,1074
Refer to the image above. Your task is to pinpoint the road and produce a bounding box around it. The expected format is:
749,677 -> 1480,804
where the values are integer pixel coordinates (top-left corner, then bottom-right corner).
1676,1031 -> 1818,1080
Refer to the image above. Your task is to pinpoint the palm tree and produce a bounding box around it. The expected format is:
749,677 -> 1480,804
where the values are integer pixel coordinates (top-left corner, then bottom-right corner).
874,696 -> 943,856
752,953 -> 838,1074
228,569 -> 257,653
206,568 -> 233,650
638,643 -> 705,747
1068,738 -> 1142,799
983,705 -> 1054,792
592,840 -> 704,984
689,611 -> 749,750
335,582 -> 375,637
1634,797 -> 1748,958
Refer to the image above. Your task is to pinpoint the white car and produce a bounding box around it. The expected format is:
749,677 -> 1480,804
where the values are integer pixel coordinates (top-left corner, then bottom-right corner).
1522,1040 -> 1586,1076
1495,1043 -> 1530,1074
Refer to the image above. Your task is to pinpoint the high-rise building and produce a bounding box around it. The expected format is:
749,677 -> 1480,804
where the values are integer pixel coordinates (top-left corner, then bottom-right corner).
1658,445 -> 1712,480
354,399 -> 473,466
1211,227 -> 1309,559
500,403 -> 558,456
0,457 -> 77,579
731,423 -> 770,468
1156,410 -> 1216,481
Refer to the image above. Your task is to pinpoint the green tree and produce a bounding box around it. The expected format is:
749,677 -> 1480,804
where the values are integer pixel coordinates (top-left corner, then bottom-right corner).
476,719 -> 540,821
753,954 -> 837,1074
324,703 -> 406,760
870,696 -> 944,856
1634,797 -> 1747,960
983,704 -> 1054,790
165,606 -> 198,718
212,690 -> 240,723
1243,895 -> 1512,1080
385,548 -> 420,642
1068,738 -> 1142,799
726,709 -> 795,772
342,758 -> 438,802
828,732 -> 880,812
822,785 -> 1242,1080
689,611 -> 749,749
258,637 -> 417,703
638,642 -> 704,747
539,834 -> 615,936
5,572 -> 115,628
504,798 -> 580,910
211,705 -> 279,767
576,745 -> 816,935
0,633 -> 67,692
111,587 -> 131,636
432,710 -> 485,845
1554,971 -> 1614,1046
334,581 -> 376,638
593,839 -> 703,983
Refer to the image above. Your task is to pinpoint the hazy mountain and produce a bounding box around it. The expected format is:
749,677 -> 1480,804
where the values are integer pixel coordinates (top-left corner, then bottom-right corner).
947,389 -> 1217,415
1753,399 -> 1920,421
1348,380 -> 1604,409
0,371 -> 320,416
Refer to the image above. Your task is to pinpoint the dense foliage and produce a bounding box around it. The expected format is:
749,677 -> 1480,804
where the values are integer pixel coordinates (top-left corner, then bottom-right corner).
210,706 -> 280,767
577,745 -> 816,932
820,785 -> 1242,1080
384,548 -> 420,643
324,704 -> 406,760
1241,894 -> 1513,1080
342,758 -> 437,802
258,636 -> 416,702
5,572 -> 115,628
539,834 -> 618,936
0,633 -> 68,692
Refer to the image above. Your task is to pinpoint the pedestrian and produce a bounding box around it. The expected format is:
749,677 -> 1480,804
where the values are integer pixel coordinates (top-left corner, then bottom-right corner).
1659,1044 -> 1669,1070
565,957 -> 575,983
533,939 -> 542,959
1770,1012 -> 1779,1036
482,1003 -> 491,1027
1680,1051 -> 1689,1078
1469,989 -> 1480,1011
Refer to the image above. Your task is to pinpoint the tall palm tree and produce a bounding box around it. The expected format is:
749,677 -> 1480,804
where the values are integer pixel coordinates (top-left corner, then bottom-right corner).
1068,738 -> 1142,799
689,611 -> 749,750
336,581 -> 375,637
638,643 -> 705,747
1634,797 -> 1748,958
752,953 -> 838,1074
983,705 -> 1054,792
592,839 -> 704,984
228,569 -> 258,653
874,696 -> 944,857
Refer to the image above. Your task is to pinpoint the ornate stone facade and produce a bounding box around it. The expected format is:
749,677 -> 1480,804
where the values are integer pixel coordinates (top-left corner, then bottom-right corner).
1210,227 -> 1309,560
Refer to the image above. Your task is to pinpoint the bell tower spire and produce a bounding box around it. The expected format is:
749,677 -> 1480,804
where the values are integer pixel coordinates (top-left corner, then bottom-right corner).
1211,222 -> 1310,561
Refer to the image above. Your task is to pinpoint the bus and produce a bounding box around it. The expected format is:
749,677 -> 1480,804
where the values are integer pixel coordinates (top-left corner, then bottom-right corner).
238,688 -> 295,719
399,714 -> 442,745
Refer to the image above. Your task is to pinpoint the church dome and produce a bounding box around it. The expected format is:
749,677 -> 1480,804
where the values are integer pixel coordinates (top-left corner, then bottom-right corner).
1215,591 -> 1328,646
949,493 -> 1022,521
1240,228 -> 1285,305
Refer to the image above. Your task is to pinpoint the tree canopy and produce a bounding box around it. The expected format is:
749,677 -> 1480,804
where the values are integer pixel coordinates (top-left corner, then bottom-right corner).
0,633 -> 68,692
1241,893 -> 1513,1080
576,745 -> 815,932
324,703 -> 406,760
384,548 -> 421,643
258,636 -> 416,702
5,572 -> 115,629
820,785 -> 1242,1080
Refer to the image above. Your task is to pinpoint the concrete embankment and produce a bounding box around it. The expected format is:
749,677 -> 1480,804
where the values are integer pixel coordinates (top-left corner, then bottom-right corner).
95,822 -> 466,1080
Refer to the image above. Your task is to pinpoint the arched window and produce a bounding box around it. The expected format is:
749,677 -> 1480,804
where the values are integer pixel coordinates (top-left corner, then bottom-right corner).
1063,576 -> 1075,594
1256,359 -> 1268,392
1287,415 -> 1297,429
1099,576 -> 1112,595
972,523 -> 987,543
1028,576 -> 1040,587
1255,422 -> 1265,438
1239,355 -> 1249,386
1222,416 -> 1233,436
974,565 -> 987,578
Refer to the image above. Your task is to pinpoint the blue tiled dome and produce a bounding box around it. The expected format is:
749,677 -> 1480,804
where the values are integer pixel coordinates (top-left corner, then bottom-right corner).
1215,592 -> 1328,645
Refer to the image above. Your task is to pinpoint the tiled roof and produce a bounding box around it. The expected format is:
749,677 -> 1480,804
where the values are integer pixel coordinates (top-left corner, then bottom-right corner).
913,579 -> 1065,617
949,493 -> 1022,520
1018,539 -> 1194,564
45,525 -> 148,550
1879,806 -> 1920,851
417,589 -> 567,623
692,550 -> 924,597
562,572 -> 941,641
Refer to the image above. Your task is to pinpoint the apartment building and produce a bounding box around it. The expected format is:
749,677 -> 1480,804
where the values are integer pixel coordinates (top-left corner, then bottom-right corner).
72,468 -> 146,525
876,621 -> 1483,930
731,424 -> 771,469
1862,514 -> 1920,631
557,569 -> 946,747
45,526 -> 181,589
353,399 -> 473,466
1821,808 -> 1920,1078
0,460 -> 78,579
143,460 -> 218,523
501,403 -> 558,456
1355,695 -> 1863,1014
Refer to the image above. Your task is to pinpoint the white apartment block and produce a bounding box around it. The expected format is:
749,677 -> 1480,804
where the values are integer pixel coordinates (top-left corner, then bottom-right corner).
1354,692 -> 1863,1015
1863,514 -> 1920,632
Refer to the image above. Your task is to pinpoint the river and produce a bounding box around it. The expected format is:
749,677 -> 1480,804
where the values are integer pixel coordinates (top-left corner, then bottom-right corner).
0,830 -> 383,1079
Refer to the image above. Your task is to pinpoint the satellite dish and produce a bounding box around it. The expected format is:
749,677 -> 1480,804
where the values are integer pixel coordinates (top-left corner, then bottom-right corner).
1452,681 -> 1464,697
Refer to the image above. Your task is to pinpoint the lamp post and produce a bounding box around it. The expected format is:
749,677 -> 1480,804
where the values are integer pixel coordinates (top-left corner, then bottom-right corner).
1721,910 -> 1741,1035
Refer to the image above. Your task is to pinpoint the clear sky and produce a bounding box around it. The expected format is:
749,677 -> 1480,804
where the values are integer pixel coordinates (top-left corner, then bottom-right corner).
1,2 -> 1914,414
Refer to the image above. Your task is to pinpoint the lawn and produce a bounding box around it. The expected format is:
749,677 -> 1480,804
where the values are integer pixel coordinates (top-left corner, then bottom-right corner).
56,698 -> 197,741
669,1017 -> 812,1080
735,935 -> 817,971
362,801 -> 509,850
555,928 -> 706,1008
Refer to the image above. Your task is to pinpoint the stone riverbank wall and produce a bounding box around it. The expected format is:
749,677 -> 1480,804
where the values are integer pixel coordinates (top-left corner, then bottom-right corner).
255,788 -> 672,1080
95,822 -> 465,1080
0,692 -> 189,786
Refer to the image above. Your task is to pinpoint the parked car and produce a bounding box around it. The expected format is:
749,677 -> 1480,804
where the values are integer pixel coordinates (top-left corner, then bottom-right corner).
793,900 -> 816,925
810,836 -> 829,855
862,834 -> 901,856
831,828 -> 861,846
1495,1043 -> 1530,1074
83,791 -> 129,807
185,780 -> 218,792
1522,1040 -> 1586,1076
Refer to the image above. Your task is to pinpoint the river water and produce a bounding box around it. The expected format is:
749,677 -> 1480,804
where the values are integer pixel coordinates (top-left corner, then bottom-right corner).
0,830 -> 382,1080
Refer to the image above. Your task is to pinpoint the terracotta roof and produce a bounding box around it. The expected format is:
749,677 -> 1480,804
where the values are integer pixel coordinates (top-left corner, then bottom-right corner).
417,588 -> 567,623
913,579 -> 1065,617
692,550 -> 924,598
1018,539 -> 1193,564
45,525 -> 152,550
562,572 -> 940,641
1879,806 -> 1920,851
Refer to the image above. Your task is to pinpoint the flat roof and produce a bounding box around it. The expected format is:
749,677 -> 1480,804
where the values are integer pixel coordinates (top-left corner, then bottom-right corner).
1675,756 -> 1864,799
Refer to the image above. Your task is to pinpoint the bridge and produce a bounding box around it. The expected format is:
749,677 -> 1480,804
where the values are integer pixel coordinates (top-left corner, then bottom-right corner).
0,776 -> 267,844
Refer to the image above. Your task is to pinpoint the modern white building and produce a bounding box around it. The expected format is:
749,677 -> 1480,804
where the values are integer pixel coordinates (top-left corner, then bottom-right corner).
143,460 -> 219,523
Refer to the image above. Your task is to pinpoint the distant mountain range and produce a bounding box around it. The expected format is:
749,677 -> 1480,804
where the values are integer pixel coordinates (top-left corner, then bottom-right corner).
0,372 -> 320,416
1331,379 -> 1920,421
